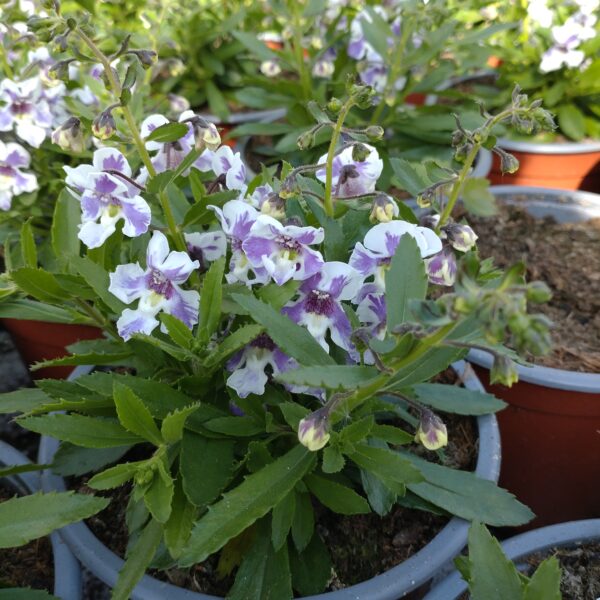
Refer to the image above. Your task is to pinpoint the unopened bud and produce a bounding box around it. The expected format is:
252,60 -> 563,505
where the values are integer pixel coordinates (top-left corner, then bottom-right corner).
415,410 -> 448,450
454,142 -> 473,163
512,114 -> 535,135
496,148 -> 519,174
48,59 -> 72,82
191,117 -> 221,152
27,16 -> 55,32
425,246 -> 457,287
327,97 -> 343,114
298,408 -> 330,451
365,125 -> 384,141
312,60 -> 335,79
92,109 -> 116,140
351,143 -> 370,163
369,194 -> 399,223
51,117 -> 85,153
132,49 -> 157,69
451,130 -> 465,147
260,60 -> 281,77
350,84 -> 376,109
279,174 -> 300,199
51,33 -> 69,53
490,355 -> 519,387
168,94 -> 190,113
532,107 -> 556,132
472,128 -> 488,144
443,222 -> 478,252
261,193 -> 286,220
526,281 -> 552,303
297,129 -> 315,150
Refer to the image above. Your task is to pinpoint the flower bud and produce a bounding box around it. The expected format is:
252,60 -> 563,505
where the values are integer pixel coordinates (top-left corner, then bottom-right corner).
261,193 -> 286,220
310,35 -> 323,50
490,355 -> 519,387
526,281 -> 552,303
496,148 -> 519,174
168,94 -> 190,113
279,174 -> 300,199
369,194 -> 399,223
192,118 -> 221,152
132,49 -> 157,69
472,128 -> 488,144
51,117 -> 85,153
365,125 -> 384,141
27,16 -> 56,32
451,129 -> 466,147
454,142 -> 473,163
298,408 -> 330,451
512,114 -> 535,135
167,58 -> 185,77
297,129 -> 315,150
134,465 -> 155,486
415,410 -> 448,450
419,213 -> 440,230
425,246 -> 457,286
443,222 -> 478,252
327,97 -> 343,114
51,33 -> 69,54
48,59 -> 72,82
312,60 -> 335,79
260,60 -> 281,77
532,107 -> 556,132
350,84 -> 376,109
351,143 -> 370,163
92,109 -> 116,140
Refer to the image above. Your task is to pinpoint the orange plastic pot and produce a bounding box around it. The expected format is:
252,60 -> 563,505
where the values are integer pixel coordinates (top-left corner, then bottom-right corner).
2,318 -> 102,380
404,92 -> 426,106
466,186 -> 600,529
489,139 -> 600,192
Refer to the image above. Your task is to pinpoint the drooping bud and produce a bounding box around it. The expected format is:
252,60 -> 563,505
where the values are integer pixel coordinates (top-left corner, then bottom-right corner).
495,148 -> 519,174
454,142 -> 474,163
312,60 -> 335,79
51,32 -> 70,54
27,16 -> 56,32
48,59 -> 73,82
369,194 -> 399,223
419,213 -> 440,230
260,60 -> 281,77
451,129 -> 466,147
425,246 -> 457,287
191,117 -> 221,152
365,125 -> 384,141
526,281 -> 552,304
168,94 -> 190,113
351,143 -> 370,162
297,129 -> 315,150
443,222 -> 478,252
298,408 -> 330,451
415,409 -> 448,450
131,49 -> 157,69
92,108 -> 116,140
51,117 -> 85,153
261,193 -> 286,220
490,355 -> 519,387
279,174 -> 300,199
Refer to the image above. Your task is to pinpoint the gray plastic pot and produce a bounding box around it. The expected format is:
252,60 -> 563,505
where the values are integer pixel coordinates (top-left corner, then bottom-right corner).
39,361 -> 500,600
467,185 -> 600,527
0,440 -> 82,600
425,518 -> 600,599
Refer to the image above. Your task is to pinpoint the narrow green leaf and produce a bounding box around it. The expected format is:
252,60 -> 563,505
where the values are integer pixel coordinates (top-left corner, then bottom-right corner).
198,257 -> 225,343
271,492 -> 296,551
413,383 -> 506,415
0,491 -> 108,548
71,255 -> 126,314
180,445 -> 316,565
291,490 -> 314,552
51,190 -> 80,260
165,478 -> 197,559
144,457 -> 174,523
20,220 -> 37,268
0,463 -> 50,478
233,30 -> 281,62
390,157 -> 431,197
52,444 -> 131,477
208,324 -> 264,365
305,474 -> 370,515
277,365 -> 378,389
10,268 -> 66,303
290,534 -> 332,596
145,122 -> 188,143
0,388 -> 52,414
88,460 -> 147,490
160,314 -> 193,349
161,403 -> 200,444
349,444 -> 424,486
114,383 -> 163,446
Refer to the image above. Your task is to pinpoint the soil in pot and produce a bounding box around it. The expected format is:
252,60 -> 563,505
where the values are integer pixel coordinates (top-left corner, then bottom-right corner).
67,373 -> 479,597
465,198 -> 600,373
0,483 -> 54,592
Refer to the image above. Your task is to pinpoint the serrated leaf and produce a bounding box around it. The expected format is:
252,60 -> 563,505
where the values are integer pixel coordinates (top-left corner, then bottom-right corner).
349,444 -> 424,486
51,190 -> 80,260
198,257 -> 225,343
271,491 -> 296,551
10,268 -> 66,303
20,220 -> 37,268
277,365 -> 378,389
461,178 -> 497,217
71,255 -> 127,314
322,446 -> 345,473
0,491 -> 108,548
160,314 -> 193,349
390,157 -> 432,197
88,460 -> 147,490
291,490 -> 314,552
523,556 -> 562,600
144,457 -> 174,523
290,533 -> 332,596
208,324 -> 264,365
305,474 -> 370,515
413,383 -> 506,415
114,382 -> 163,446
51,444 -> 131,477
180,445 -> 316,565
161,403 -> 200,444
164,478 -> 197,559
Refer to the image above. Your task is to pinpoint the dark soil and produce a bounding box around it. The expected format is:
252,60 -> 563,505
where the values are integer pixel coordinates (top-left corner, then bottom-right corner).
468,199 -> 600,373
0,483 -> 54,592
525,543 -> 600,600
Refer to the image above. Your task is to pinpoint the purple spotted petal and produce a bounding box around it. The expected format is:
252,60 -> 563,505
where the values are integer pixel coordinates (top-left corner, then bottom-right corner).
120,195 -> 151,238
109,263 -> 147,304
116,308 -> 159,341
165,287 -> 199,329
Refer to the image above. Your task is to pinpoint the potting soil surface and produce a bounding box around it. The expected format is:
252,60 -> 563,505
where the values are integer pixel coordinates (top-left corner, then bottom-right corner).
468,201 -> 600,373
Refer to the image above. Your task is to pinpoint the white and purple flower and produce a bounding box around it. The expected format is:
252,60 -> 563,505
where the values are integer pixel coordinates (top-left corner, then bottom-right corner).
64,148 -> 151,248
185,230 -> 227,271
0,141 -> 38,211
109,231 -> 200,341
283,261 -> 362,352
350,220 -> 442,290
0,78 -> 53,147
211,145 -> 247,193
243,215 -> 325,286
425,246 -> 457,287
316,143 -> 383,198
355,285 -> 387,340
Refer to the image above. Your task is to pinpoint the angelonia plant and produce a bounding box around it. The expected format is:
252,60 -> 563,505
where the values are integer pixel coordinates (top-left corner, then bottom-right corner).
0,3 -> 558,599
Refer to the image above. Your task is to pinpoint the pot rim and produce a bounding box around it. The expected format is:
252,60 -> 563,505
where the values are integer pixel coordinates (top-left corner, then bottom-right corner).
497,137 -> 600,155
0,440 -> 82,600
38,362 -> 500,600
425,518 -> 600,600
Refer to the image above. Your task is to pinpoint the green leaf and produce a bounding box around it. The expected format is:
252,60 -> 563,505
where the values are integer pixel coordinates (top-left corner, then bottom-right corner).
19,414 -> 142,448
304,474 -> 370,515
370,424 -> 413,445
203,416 -> 264,436
405,453 -> 534,526
0,463 -> 50,478
180,444 -> 316,565
467,522 -> 524,600
208,324 -> 264,365
0,491 -> 108,548
278,402 -> 309,431
348,444 -> 423,487
289,533 -> 332,596
228,520 -> 293,600
322,446 -> 345,473
180,432 -> 236,506
277,365 -> 378,389
461,178 -> 497,217
144,122 -> 189,143
233,30 -> 281,62
20,220 -> 37,268
413,383 -> 506,415
10,268 -> 66,303
52,444 -> 131,476
88,460 -> 147,490
114,383 -> 163,446
33,340 -> 131,370
271,492 -> 296,551
232,295 -> 335,367
557,104 -> 586,141
0,388 -> 52,414
159,314 -> 193,349
291,490 -> 314,552
161,403 -> 200,444
390,158 -> 431,197
144,457 -> 174,523
164,478 -> 197,559
51,190 -> 80,260
112,519 -> 163,600
523,556 -> 562,600
198,257 -> 225,343
71,255 -> 126,314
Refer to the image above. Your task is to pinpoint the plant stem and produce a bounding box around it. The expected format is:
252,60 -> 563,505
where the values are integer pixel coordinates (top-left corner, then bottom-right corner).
74,298 -> 120,340
323,98 -> 354,217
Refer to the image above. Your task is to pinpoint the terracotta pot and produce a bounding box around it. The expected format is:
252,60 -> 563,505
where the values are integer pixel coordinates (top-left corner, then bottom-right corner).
404,92 -> 426,106
489,139 -> 600,192
467,185 -> 600,529
1,318 -> 102,380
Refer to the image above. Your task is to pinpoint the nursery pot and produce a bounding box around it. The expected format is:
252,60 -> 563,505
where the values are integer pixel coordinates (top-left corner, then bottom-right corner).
488,138 -> 600,193
468,185 -> 600,529
424,518 -> 600,599
39,362 -> 501,600
1,318 -> 102,380
0,439 -> 82,600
